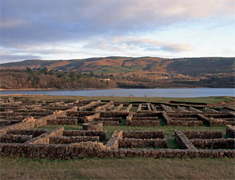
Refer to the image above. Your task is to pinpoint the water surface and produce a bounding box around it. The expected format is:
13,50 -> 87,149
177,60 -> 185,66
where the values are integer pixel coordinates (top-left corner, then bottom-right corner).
1,88 -> 234,97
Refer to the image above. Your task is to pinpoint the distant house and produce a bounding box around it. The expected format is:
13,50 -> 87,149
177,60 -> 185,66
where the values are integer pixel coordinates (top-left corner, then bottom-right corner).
100,79 -> 110,81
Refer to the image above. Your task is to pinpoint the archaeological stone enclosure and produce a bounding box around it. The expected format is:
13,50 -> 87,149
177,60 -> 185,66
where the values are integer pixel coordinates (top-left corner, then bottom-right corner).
0,97 -> 234,159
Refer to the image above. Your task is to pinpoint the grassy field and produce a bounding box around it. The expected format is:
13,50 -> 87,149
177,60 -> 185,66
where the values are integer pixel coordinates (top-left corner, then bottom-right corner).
1,157 -> 234,180
0,95 -> 234,179
1,94 -> 234,104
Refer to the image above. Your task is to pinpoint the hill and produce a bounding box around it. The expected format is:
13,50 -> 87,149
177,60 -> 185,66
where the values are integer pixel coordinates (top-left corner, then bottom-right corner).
0,57 -> 234,89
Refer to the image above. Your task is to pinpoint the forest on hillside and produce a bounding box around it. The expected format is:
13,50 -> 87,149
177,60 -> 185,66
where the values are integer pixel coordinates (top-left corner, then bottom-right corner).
0,67 -> 234,89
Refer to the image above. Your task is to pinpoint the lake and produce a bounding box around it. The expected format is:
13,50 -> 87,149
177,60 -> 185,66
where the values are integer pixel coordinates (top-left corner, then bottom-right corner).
0,88 -> 234,97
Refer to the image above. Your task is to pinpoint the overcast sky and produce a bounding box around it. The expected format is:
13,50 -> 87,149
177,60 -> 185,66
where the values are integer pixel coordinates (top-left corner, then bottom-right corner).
1,0 -> 235,63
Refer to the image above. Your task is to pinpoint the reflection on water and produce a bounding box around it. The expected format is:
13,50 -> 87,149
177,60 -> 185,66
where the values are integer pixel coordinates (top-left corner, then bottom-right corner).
0,88 -> 234,97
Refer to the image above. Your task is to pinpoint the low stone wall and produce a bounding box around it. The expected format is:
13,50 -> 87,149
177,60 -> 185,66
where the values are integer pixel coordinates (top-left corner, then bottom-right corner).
94,117 -> 122,122
67,111 -> 96,117
0,120 -> 21,127
190,138 -> 235,149
133,112 -> 160,117
94,101 -> 113,112
1,143 -> 234,159
226,125 -> 235,138
182,130 -> 222,139
123,131 -> 164,139
100,112 -> 129,117
6,129 -> 48,138
161,105 -> 173,112
25,127 -> 64,144
47,119 -> 77,125
125,104 -> 132,112
189,107 -> 202,113
197,114 -> 210,126
168,120 -> 203,127
128,120 -> 159,126
49,136 -> 100,144
0,117 -> 35,135
174,131 -> 197,150
83,122 -> 103,131
162,113 -> 171,125
112,104 -> 123,112
106,130 -> 123,149
0,134 -> 32,143
35,106 -> 77,127
132,117 -> 158,120
63,130 -> 107,141
209,119 -> 235,126
95,121 -> 119,126
119,138 -> 167,148
84,113 -> 100,122
78,100 -> 101,111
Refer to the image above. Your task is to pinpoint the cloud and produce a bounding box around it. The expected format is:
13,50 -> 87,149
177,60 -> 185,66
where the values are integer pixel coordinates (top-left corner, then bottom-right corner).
0,55 -> 41,63
1,0 -> 234,45
1,0 -> 234,62
84,37 -> 194,53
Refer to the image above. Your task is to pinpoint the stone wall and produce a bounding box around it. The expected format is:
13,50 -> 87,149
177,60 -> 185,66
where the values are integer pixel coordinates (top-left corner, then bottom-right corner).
123,131 -> 164,139
190,138 -> 235,149
226,125 -> 235,138
0,134 -> 32,143
106,130 -> 123,149
47,119 -> 77,125
95,121 -> 119,126
174,130 -> 197,150
0,117 -> 35,135
78,100 -> 101,111
84,113 -> 100,122
25,127 -> 64,144
119,138 -> 167,148
1,143 -> 234,159
6,129 -> 48,138
35,106 -> 77,127
49,136 -> 100,144
181,130 -> 222,139
83,123 -> 103,131
128,120 -> 159,126
63,130 -> 107,141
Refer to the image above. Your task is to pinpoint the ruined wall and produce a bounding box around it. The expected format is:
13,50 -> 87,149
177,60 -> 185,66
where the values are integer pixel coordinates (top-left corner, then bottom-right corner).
25,127 -> 64,144
226,125 -> 235,138
0,134 -> 32,143
63,130 -> 107,141
47,119 -> 77,125
181,130 -> 222,139
119,138 -> 167,148
190,138 -> 235,149
174,131 -> 197,150
49,136 -> 100,144
6,129 -> 48,138
0,117 -> 35,135
123,131 -> 164,139
106,130 -> 123,149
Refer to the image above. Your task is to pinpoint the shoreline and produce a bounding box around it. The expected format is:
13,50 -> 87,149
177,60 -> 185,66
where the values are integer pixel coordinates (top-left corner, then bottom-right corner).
0,87 -> 234,91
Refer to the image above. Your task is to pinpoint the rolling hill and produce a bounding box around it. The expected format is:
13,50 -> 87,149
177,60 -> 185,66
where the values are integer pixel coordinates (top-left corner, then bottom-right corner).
1,57 -> 234,77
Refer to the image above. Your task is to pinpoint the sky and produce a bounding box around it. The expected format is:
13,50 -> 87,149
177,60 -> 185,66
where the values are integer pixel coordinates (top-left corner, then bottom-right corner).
1,0 -> 235,63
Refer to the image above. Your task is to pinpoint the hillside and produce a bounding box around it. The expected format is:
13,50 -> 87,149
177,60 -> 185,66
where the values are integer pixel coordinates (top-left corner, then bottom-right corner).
1,57 -> 234,75
0,57 -> 234,89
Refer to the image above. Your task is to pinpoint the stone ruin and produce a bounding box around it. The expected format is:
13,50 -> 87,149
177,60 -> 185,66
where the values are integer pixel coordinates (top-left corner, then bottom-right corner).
0,97 -> 234,159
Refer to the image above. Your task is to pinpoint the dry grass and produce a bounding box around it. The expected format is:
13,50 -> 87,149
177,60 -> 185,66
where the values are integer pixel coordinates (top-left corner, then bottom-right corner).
1,95 -> 234,104
0,157 -> 234,180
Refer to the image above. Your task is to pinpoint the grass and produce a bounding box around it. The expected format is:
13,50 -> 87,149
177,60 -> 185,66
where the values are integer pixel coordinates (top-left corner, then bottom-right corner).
2,95 -> 233,104
38,124 -> 227,142
0,157 -> 234,180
